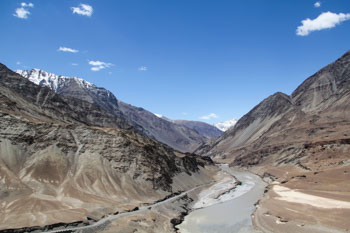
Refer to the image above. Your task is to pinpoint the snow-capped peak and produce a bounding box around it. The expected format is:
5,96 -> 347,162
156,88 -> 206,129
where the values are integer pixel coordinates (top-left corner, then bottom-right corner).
214,118 -> 237,131
16,69 -> 94,92
154,114 -> 175,123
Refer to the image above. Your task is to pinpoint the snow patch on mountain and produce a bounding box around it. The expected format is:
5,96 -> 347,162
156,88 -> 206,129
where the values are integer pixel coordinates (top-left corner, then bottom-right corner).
16,69 -> 94,92
214,118 -> 237,131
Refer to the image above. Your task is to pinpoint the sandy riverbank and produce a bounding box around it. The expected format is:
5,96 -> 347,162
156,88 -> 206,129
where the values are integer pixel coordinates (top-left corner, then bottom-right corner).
192,169 -> 242,209
252,165 -> 350,233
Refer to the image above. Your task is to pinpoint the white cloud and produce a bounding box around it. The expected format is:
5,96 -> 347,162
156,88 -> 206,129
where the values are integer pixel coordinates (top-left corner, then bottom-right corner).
89,60 -> 113,71
297,11 -> 350,36
13,7 -> 30,19
71,4 -> 93,17
314,2 -> 321,8
21,2 -> 34,8
138,66 -> 148,71
71,63 -> 79,66
13,2 -> 33,19
214,118 -> 237,132
200,113 -> 219,120
58,46 -> 79,53
16,61 -> 21,65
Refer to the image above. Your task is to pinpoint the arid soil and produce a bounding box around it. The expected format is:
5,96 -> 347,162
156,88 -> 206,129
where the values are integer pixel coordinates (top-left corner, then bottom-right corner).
251,164 -> 350,233
96,166 -> 225,233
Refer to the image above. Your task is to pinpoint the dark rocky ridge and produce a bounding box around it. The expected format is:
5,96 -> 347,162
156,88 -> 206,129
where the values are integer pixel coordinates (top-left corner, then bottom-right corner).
16,69 -> 208,153
117,101 -> 206,152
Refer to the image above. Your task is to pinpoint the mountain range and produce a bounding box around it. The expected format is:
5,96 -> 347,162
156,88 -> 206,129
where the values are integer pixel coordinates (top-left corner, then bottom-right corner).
16,69 -> 222,153
1,50 -> 350,232
154,114 -> 223,138
200,50 -> 350,165
0,63 -> 217,231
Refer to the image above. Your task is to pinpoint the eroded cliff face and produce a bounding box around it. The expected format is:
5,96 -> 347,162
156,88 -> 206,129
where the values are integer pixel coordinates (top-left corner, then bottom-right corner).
292,51 -> 350,112
0,64 -> 215,230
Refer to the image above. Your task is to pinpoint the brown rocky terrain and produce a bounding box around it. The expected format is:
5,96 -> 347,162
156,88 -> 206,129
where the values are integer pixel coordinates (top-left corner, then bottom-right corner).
200,50 -> 350,232
0,63 -> 217,231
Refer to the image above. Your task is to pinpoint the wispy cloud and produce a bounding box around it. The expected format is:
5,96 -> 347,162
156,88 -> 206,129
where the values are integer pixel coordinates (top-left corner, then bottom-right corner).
71,63 -> 79,66
71,4 -> 93,17
138,66 -> 148,71
314,2 -> 321,8
16,61 -> 21,65
297,11 -> 350,36
21,2 -> 34,7
89,60 -> 113,71
13,2 -> 34,19
58,46 -> 79,53
200,113 -> 219,120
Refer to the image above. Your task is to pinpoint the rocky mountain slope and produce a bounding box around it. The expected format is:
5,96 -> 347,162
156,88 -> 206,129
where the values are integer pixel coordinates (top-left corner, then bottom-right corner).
201,50 -> 350,164
154,115 -> 223,139
0,63 -> 216,231
16,69 -> 207,153
200,51 -> 350,232
174,120 -> 223,139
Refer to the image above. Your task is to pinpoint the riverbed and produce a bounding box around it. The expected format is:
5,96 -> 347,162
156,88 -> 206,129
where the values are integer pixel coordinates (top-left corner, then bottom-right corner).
178,165 -> 266,233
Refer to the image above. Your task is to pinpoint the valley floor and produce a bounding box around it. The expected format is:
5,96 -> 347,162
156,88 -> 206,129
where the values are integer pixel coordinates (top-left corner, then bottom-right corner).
98,166 -> 240,233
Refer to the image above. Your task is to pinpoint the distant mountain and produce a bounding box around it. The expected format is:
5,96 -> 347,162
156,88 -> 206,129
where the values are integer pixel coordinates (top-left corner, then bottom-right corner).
154,114 -> 223,139
1,63 -> 214,231
175,120 -> 223,139
16,69 -> 207,153
214,118 -> 237,131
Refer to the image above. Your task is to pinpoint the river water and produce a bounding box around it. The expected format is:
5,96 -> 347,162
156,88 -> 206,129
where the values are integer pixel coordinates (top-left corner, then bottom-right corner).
178,166 -> 266,233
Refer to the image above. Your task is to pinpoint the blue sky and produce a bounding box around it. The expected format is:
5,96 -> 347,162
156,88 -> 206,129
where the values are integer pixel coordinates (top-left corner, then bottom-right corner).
1,0 -> 350,124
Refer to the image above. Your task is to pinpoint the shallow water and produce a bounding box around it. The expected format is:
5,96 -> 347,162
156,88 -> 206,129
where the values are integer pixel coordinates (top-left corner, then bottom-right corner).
178,166 -> 266,233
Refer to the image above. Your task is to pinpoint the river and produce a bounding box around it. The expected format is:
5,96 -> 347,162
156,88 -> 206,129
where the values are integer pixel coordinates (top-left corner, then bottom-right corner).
177,165 -> 266,233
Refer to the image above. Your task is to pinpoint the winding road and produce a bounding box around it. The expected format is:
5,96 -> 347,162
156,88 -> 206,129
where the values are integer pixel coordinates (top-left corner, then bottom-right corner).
45,181 -> 215,233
